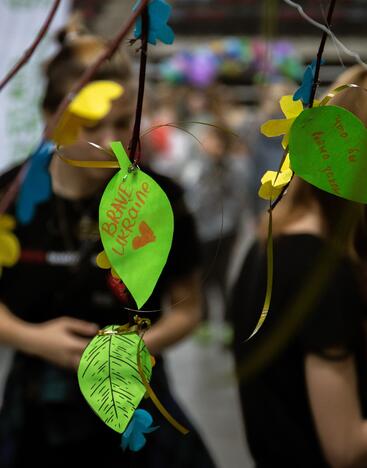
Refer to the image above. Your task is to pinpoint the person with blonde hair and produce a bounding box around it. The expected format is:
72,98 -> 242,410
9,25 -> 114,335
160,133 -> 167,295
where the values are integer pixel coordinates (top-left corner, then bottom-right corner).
230,65 -> 367,467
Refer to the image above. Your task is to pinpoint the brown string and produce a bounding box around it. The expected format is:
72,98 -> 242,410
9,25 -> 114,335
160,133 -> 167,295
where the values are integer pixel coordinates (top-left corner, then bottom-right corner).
128,6 -> 149,165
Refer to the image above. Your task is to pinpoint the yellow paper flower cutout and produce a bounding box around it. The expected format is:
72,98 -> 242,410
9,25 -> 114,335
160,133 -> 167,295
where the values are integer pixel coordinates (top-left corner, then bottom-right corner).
96,250 -> 120,279
96,250 -> 111,269
0,214 -> 21,276
258,154 -> 293,201
52,81 -> 124,146
261,95 -> 320,149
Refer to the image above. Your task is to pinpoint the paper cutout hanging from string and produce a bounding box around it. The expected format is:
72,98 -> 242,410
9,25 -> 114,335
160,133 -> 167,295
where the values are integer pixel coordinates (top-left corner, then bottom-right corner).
16,140 -> 55,225
121,409 -> 158,451
134,0 -> 175,45
258,154 -> 293,201
289,105 -> 367,203
250,86 -> 366,341
99,141 -> 174,309
293,59 -> 324,105
0,215 -> 20,276
52,81 -> 124,146
78,326 -> 153,434
261,95 -> 304,148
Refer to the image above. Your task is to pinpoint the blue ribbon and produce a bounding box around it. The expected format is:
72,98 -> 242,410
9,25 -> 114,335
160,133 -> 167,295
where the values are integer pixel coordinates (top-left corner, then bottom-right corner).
16,140 -> 55,225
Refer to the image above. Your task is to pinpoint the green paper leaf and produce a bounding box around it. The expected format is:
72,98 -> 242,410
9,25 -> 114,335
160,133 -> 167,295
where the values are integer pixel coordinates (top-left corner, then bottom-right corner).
78,327 -> 152,433
289,106 -> 367,203
99,142 -> 174,308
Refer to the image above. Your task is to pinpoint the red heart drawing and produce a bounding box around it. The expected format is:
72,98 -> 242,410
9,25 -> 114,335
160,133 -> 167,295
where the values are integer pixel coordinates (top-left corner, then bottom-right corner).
132,221 -> 156,250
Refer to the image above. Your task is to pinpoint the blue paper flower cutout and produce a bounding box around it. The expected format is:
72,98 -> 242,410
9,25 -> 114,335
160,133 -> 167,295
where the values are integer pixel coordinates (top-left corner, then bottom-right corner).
134,0 -> 175,45
121,409 -> 158,452
16,140 -> 55,225
293,59 -> 324,105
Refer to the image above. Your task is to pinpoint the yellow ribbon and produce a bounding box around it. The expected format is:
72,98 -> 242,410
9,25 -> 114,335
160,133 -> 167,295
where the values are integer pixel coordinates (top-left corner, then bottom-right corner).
245,208 -> 273,341
55,142 -> 120,168
137,338 -> 189,435
58,154 -> 120,168
319,83 -> 361,106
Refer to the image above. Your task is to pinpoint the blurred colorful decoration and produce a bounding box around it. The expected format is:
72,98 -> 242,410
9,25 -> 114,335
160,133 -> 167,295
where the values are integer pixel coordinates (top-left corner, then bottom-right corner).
293,59 -> 324,105
98,141 -> 174,309
187,49 -> 219,88
52,80 -> 124,146
134,0 -> 175,45
0,214 -> 21,276
16,140 -> 55,225
258,154 -> 293,201
121,409 -> 158,451
160,38 -> 303,87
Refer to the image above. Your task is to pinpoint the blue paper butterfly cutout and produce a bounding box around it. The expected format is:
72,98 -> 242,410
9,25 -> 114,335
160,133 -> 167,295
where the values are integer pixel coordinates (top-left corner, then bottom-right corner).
16,140 -> 55,225
134,0 -> 175,45
121,409 -> 158,452
293,59 -> 324,105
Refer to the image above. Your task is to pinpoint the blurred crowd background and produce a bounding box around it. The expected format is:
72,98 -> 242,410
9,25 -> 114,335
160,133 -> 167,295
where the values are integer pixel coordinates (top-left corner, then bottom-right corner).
0,1 -> 367,467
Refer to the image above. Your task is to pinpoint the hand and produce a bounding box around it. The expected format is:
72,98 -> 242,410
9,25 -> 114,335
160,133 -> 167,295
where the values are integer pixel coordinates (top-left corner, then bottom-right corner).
24,316 -> 99,370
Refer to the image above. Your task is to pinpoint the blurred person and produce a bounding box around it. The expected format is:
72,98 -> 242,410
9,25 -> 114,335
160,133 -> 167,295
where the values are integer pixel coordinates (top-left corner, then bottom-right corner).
146,84 -> 226,180
181,125 -> 254,330
0,25 -> 215,468
177,86 -> 221,123
143,99 -> 191,179
229,65 -> 367,467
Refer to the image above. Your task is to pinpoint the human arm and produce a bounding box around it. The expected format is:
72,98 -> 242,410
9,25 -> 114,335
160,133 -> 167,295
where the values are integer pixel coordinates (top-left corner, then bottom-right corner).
142,270 -> 202,355
305,352 -> 367,468
0,301 -> 98,370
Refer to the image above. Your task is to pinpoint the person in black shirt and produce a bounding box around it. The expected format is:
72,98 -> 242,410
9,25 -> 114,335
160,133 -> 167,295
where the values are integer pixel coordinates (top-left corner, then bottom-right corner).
0,25 -> 215,468
230,65 -> 367,468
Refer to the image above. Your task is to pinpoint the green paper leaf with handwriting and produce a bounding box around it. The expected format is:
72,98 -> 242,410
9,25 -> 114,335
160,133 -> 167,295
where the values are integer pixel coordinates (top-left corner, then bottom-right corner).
289,106 -> 367,203
99,142 -> 174,308
78,327 -> 152,433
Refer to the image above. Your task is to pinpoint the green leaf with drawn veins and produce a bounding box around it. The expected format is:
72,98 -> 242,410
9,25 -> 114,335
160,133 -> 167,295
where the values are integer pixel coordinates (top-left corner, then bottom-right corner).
78,326 -> 152,433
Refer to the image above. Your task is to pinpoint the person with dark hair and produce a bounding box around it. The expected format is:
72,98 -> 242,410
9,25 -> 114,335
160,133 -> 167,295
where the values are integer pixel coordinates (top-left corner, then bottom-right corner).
0,24 -> 216,468
230,66 -> 367,468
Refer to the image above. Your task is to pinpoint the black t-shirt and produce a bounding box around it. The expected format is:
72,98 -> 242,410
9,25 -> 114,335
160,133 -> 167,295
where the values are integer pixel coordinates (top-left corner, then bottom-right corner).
0,164 -> 200,448
230,234 -> 367,468
0,164 -> 200,326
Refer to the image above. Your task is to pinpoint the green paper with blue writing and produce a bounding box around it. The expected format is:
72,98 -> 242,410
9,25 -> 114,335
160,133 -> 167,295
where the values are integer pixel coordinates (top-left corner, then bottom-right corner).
289,106 -> 367,203
99,142 -> 174,308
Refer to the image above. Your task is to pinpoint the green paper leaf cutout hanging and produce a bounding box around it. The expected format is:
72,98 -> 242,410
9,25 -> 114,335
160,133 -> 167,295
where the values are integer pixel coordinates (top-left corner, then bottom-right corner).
99,141 -> 174,308
78,327 -> 152,433
289,105 -> 367,203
